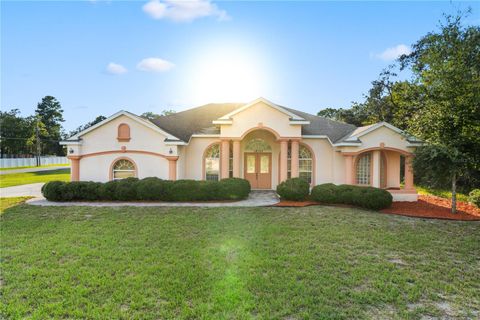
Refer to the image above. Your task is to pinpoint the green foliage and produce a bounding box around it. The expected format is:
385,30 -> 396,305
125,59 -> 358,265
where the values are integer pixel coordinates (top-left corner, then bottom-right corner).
35,96 -> 65,155
0,109 -> 35,155
468,189 -> 480,207
219,178 -> 251,200
42,178 -> 251,202
310,183 -> 393,210
67,115 -> 106,138
276,178 -> 310,201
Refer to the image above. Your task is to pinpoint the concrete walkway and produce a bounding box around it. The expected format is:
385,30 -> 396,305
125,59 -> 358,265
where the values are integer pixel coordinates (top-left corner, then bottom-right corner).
0,166 -> 69,175
27,190 -> 280,207
0,183 -> 45,198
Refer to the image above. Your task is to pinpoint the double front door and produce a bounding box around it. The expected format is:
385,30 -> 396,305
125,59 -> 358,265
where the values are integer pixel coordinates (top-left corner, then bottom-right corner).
244,153 -> 272,189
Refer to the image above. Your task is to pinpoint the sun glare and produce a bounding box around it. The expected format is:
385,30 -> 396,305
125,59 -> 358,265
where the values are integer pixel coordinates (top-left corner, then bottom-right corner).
187,47 -> 269,104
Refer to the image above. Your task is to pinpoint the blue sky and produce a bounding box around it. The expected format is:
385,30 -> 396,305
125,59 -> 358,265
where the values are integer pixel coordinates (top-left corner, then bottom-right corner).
1,1 -> 478,131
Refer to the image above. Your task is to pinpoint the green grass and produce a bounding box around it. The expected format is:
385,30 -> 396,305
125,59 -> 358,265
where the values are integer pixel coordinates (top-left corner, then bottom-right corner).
416,185 -> 469,202
1,205 -> 479,319
0,163 -> 69,171
0,169 -> 70,188
0,197 -> 33,213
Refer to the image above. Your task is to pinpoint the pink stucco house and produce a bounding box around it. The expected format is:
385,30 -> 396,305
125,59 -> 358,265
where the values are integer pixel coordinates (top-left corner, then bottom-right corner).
61,98 -> 421,201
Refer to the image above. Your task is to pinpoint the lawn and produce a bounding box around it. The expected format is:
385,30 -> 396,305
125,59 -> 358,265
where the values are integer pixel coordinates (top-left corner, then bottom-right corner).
0,197 -> 32,212
0,169 -> 70,188
0,164 -> 69,171
1,205 -> 479,319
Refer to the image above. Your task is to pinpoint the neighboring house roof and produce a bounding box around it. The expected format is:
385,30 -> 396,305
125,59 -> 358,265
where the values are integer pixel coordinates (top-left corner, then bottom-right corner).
150,101 -> 357,143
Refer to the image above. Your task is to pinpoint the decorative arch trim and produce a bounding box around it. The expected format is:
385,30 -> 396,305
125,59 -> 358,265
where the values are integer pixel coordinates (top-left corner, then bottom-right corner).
77,149 -> 170,159
238,126 -> 283,140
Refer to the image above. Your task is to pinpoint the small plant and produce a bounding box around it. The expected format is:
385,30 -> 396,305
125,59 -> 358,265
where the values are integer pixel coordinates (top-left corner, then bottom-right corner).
276,178 -> 310,201
468,189 -> 480,207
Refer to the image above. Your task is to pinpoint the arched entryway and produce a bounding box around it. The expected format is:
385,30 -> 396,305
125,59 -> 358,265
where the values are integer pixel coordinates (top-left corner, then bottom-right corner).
244,137 -> 273,189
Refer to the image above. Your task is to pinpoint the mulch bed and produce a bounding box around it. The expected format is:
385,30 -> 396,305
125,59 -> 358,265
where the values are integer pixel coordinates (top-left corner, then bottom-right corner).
274,195 -> 480,221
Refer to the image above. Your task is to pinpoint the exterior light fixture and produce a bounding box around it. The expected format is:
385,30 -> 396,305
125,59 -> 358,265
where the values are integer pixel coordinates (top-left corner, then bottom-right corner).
169,148 -> 173,154
69,148 -> 74,154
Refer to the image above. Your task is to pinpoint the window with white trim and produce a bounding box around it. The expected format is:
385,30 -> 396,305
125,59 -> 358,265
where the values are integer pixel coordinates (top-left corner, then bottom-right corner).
112,159 -> 135,180
356,153 -> 371,185
205,144 -> 220,181
287,144 -> 313,184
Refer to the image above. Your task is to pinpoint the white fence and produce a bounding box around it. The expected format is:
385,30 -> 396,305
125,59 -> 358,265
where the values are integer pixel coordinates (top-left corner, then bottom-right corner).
0,157 -> 69,168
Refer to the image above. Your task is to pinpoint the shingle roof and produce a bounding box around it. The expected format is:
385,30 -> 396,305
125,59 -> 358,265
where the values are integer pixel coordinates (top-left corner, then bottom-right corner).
149,102 -> 357,143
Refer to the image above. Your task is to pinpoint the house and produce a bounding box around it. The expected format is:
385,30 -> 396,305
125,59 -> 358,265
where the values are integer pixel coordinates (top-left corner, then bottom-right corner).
61,98 -> 421,201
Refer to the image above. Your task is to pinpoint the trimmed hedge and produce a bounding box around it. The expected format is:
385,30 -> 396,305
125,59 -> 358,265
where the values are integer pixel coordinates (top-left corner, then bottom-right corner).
310,183 -> 393,210
276,178 -> 310,201
469,189 -> 480,207
42,177 -> 251,202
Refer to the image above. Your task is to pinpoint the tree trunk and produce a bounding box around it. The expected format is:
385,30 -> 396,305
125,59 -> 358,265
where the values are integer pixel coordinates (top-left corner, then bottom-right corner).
451,173 -> 457,214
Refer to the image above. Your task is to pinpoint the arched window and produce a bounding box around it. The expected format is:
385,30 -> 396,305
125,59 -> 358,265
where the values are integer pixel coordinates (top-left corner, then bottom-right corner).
299,145 -> 313,184
287,144 -> 313,184
356,153 -> 371,185
112,159 -> 136,180
204,144 -> 220,181
245,138 -> 272,152
117,123 -> 131,142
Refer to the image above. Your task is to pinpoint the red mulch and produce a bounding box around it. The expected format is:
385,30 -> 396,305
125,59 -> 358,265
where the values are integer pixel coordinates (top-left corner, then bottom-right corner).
274,195 -> 480,221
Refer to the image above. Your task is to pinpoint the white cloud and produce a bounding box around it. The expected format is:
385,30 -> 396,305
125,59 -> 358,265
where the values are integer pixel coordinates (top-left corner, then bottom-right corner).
106,62 -> 127,75
137,57 -> 175,72
142,0 -> 229,22
375,44 -> 411,61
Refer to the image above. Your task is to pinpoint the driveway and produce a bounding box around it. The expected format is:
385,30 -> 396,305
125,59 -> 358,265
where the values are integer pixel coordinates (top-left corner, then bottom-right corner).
0,183 -> 45,198
0,166 -> 69,175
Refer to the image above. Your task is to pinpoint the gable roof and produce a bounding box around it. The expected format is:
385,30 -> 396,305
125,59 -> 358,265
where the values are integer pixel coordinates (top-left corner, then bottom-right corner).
335,122 -> 423,146
150,103 -> 244,142
150,101 -> 356,143
63,110 -> 181,142
216,97 -> 306,121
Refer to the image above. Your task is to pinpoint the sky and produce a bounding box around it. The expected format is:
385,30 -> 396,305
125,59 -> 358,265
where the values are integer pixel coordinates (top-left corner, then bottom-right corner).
1,0 -> 478,131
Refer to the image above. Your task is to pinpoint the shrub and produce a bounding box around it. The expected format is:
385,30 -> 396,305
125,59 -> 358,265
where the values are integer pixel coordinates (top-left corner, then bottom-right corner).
43,177 -> 252,202
310,183 -> 392,210
114,177 -> 139,201
219,178 -> 251,200
42,181 -> 67,201
276,178 -> 310,201
136,177 -> 172,201
469,189 -> 480,207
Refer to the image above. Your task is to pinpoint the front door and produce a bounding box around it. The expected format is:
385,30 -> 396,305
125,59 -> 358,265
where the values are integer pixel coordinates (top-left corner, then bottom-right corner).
244,153 -> 272,189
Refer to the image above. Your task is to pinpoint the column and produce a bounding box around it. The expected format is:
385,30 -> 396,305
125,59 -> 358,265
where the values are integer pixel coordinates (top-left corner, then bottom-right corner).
372,150 -> 381,188
279,139 -> 288,182
232,140 -> 241,178
291,140 -> 299,178
68,156 -> 80,181
344,155 -> 354,185
167,156 -> 178,181
404,155 -> 414,190
220,139 -> 230,179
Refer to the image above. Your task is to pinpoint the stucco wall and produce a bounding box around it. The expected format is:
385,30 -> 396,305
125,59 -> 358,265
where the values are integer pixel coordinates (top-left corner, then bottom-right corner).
352,126 -> 413,152
183,137 -> 220,180
79,115 -> 172,156
220,101 -> 302,138
79,153 -> 169,182
301,139 -> 335,185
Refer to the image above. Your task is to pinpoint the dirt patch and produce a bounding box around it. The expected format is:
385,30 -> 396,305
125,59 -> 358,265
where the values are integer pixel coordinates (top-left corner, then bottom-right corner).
274,195 -> 480,221
381,195 -> 480,221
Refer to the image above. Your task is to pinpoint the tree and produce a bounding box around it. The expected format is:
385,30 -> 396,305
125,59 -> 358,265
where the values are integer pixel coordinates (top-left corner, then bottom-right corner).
0,109 -> 35,156
35,96 -> 65,155
317,104 -> 368,127
141,110 -> 176,121
67,115 -> 106,138
400,12 -> 480,213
